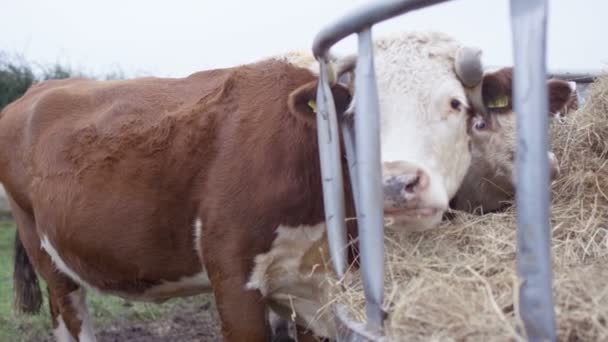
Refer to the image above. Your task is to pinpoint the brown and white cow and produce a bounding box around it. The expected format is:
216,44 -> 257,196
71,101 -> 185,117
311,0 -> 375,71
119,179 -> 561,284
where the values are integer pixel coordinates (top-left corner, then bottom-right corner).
450,67 -> 577,213
3,31 -> 484,342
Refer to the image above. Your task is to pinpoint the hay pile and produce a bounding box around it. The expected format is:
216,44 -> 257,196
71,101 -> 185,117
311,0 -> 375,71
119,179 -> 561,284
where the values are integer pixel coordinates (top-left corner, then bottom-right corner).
335,75 -> 608,341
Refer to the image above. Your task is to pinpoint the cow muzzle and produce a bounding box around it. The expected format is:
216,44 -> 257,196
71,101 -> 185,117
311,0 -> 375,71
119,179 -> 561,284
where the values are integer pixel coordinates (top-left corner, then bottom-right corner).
382,162 -> 449,228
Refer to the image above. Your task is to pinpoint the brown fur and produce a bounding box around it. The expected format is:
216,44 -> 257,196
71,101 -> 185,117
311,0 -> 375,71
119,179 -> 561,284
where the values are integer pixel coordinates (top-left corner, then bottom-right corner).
0,59 -> 353,341
548,79 -> 578,115
451,67 -> 575,213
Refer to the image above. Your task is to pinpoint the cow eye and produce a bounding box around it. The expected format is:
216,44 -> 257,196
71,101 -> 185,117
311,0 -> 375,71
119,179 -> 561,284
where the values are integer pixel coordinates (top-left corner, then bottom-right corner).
474,120 -> 487,130
450,99 -> 461,110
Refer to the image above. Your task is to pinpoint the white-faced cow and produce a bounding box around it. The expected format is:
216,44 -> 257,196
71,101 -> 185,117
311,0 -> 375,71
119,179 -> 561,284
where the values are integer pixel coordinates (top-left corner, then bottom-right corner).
4,31 -> 484,342
450,67 -> 577,213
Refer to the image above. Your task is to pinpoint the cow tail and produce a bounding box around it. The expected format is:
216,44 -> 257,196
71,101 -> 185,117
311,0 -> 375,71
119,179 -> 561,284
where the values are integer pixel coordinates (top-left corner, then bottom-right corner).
13,230 -> 42,314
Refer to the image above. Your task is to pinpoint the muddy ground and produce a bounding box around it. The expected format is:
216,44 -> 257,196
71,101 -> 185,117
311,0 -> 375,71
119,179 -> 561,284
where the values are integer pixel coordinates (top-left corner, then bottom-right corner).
40,298 -> 222,342
96,301 -> 221,342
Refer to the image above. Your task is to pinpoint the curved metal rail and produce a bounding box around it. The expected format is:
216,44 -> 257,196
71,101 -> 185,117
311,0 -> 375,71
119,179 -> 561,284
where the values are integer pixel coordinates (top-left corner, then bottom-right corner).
311,0 -> 556,340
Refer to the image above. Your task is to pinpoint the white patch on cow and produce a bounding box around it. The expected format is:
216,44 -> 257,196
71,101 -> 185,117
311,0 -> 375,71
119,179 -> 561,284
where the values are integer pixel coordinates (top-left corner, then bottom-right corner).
40,235 -> 98,291
371,31 -> 474,227
40,234 -> 210,304
68,288 -> 96,342
54,314 -> 76,342
271,50 -> 319,75
135,271 -> 212,303
193,218 -> 203,259
270,50 -> 347,81
247,223 -> 339,339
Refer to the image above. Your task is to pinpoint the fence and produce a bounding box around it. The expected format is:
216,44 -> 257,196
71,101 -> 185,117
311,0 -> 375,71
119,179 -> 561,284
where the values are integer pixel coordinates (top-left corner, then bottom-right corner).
311,0 -> 568,341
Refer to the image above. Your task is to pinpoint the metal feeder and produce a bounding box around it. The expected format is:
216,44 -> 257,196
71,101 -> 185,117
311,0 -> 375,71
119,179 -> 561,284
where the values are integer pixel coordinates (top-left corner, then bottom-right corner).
311,0 -> 556,340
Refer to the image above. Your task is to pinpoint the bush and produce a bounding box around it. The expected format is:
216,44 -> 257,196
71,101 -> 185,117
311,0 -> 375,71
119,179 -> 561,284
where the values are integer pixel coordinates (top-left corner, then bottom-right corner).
0,52 -> 123,111
0,55 -> 36,111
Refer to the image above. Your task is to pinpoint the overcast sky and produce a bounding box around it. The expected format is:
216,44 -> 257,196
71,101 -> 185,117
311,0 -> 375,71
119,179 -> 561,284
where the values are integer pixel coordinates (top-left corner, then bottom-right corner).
1,0 -> 606,78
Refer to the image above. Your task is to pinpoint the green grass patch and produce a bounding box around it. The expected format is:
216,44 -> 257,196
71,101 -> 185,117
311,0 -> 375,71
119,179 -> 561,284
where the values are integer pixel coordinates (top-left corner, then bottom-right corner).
0,221 -> 212,341
0,221 -> 51,341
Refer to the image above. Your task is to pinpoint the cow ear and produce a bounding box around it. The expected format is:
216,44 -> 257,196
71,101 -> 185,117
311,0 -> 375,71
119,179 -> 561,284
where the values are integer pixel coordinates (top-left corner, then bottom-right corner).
288,81 -> 352,124
548,79 -> 575,116
481,68 -> 513,113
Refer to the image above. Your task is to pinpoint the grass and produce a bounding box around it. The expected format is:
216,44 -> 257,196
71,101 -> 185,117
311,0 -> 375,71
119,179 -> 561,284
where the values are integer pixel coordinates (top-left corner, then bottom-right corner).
0,220 -> 213,341
0,221 -> 50,341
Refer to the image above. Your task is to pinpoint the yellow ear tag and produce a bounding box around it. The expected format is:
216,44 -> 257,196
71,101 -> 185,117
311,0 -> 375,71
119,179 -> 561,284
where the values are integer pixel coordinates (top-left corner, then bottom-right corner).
488,94 -> 509,109
308,99 -> 317,113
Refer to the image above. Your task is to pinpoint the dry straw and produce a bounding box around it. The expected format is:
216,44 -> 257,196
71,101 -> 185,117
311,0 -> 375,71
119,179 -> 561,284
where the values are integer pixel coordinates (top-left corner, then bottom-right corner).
333,75 -> 608,341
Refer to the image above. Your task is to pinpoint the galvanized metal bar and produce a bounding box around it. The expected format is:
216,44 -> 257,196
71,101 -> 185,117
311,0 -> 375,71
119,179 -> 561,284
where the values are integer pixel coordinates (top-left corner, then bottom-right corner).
488,66 -> 603,83
547,71 -> 600,84
353,27 -> 385,328
316,59 -> 349,278
335,305 -> 386,342
312,0 -> 452,60
313,0 -> 463,340
509,0 -> 557,341
342,117 -> 361,213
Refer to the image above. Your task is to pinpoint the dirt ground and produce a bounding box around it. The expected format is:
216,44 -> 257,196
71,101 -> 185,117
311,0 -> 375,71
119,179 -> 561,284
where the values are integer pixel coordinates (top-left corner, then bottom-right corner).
42,299 -> 222,342
98,301 -> 221,342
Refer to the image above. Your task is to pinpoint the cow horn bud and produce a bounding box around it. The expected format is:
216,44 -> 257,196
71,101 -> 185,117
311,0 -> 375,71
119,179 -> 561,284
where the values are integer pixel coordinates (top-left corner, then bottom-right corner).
455,46 -> 483,88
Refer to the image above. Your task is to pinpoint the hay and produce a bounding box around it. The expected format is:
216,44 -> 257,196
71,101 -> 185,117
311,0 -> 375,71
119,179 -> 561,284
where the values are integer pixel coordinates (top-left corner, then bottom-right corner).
335,75 -> 608,341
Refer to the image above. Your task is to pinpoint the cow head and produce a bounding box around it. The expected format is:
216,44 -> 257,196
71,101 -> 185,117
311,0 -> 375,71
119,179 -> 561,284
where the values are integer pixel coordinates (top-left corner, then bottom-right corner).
451,67 -> 577,213
289,32 -> 485,231
372,33 -> 486,230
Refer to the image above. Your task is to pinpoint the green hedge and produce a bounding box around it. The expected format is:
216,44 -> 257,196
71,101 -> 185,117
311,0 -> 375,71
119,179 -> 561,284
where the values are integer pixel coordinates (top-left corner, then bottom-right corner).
0,53 -> 122,111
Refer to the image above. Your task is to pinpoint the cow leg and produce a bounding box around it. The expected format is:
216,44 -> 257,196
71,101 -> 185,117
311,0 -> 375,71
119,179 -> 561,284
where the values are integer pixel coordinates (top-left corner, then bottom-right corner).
48,285 -> 96,342
207,265 -> 269,342
7,196 -> 96,342
202,231 -> 271,342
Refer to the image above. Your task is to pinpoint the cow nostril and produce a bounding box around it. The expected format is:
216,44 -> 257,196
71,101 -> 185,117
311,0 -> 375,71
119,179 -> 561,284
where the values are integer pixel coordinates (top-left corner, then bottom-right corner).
404,175 -> 421,194
402,169 -> 430,197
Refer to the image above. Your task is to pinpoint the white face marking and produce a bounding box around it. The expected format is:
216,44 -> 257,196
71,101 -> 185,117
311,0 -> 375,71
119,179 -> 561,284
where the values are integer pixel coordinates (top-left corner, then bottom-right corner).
41,235 -> 99,291
68,289 -> 96,342
247,223 -> 337,339
54,314 -> 76,342
371,32 -> 474,227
